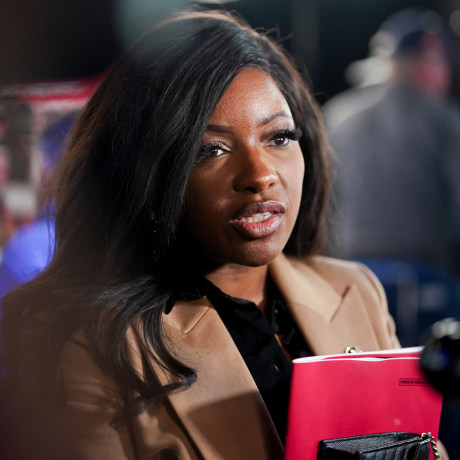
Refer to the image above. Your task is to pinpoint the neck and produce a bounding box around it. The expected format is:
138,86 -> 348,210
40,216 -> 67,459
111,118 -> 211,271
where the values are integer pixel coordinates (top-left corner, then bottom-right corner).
202,263 -> 269,312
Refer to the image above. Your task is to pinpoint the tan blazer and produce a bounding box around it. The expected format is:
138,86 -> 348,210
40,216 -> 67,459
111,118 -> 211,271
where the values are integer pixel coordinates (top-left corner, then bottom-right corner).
13,254 -> 400,460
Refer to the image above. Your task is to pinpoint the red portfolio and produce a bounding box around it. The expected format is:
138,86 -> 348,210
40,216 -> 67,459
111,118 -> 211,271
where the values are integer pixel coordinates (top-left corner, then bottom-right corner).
284,347 -> 443,460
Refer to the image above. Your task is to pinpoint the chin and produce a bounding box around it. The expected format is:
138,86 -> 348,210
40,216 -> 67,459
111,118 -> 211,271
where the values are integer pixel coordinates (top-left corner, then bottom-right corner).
222,240 -> 285,267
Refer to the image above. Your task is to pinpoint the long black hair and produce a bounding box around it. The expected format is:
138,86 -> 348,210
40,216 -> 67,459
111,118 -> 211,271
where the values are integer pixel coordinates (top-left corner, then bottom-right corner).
2,9 -> 330,418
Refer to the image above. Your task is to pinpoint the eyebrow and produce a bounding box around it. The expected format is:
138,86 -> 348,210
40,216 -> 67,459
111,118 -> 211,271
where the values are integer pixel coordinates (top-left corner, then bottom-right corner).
206,111 -> 293,134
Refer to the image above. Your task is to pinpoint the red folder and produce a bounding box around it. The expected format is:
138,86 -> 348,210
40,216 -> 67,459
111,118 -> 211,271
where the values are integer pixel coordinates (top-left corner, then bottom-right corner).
284,347 -> 443,460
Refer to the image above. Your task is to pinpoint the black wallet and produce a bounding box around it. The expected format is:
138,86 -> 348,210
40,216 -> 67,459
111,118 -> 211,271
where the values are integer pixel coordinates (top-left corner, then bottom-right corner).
317,432 -> 438,460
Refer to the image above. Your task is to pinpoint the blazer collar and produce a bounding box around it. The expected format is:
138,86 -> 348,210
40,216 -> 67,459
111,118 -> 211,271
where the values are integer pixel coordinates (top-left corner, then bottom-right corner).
160,297 -> 284,459
158,253 -> 381,458
166,253 -> 343,333
166,253 -> 358,340
270,253 -> 382,355
269,253 -> 342,322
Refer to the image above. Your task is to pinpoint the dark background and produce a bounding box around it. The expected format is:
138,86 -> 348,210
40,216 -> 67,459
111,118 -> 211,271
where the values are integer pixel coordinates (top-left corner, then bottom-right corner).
1,0 -> 460,103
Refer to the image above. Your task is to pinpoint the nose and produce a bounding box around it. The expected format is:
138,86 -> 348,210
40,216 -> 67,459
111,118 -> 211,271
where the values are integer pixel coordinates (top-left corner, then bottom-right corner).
232,145 -> 279,194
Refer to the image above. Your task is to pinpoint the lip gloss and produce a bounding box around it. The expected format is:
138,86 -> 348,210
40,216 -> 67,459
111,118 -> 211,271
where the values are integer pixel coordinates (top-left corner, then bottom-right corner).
230,213 -> 283,239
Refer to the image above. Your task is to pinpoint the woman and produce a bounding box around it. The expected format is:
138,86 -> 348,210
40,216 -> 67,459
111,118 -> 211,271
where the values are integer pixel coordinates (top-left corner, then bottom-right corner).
2,10 -> 400,460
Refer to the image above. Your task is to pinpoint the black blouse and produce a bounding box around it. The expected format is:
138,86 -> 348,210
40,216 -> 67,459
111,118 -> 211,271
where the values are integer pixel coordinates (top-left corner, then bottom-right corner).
166,273 -> 312,443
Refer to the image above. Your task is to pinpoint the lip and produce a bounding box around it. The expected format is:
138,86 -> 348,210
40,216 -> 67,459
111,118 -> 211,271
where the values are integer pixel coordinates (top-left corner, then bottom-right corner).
229,200 -> 285,239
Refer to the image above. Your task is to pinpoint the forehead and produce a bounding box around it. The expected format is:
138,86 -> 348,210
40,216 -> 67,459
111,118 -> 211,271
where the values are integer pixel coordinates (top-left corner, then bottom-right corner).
208,68 -> 293,125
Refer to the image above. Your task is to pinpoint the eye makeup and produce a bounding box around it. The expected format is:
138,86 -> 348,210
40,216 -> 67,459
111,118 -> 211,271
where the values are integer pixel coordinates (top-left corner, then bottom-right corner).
266,127 -> 303,146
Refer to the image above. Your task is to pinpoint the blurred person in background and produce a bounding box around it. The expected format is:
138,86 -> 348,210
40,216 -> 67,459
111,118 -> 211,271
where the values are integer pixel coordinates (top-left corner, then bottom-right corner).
326,8 -> 460,277
0,111 -> 77,298
0,112 -> 77,379
0,147 -> 14,251
1,103 -> 39,230
0,110 -> 15,251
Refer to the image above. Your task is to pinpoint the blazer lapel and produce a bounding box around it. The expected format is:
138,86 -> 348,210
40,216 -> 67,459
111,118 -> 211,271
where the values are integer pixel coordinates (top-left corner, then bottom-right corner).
269,254 -> 381,355
150,254 -> 381,458
158,297 -> 283,460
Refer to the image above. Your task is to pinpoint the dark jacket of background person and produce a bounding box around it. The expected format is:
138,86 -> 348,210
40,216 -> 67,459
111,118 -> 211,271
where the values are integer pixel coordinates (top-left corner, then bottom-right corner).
329,83 -> 460,274
326,8 -> 460,276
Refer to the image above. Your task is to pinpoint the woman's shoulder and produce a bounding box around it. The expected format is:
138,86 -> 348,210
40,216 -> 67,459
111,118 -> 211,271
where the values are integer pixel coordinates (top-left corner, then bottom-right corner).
290,255 -> 383,290
284,254 -> 388,310
276,254 -> 400,350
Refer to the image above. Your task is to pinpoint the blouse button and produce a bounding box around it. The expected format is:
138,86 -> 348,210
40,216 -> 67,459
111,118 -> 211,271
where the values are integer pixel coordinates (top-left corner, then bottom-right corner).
155,449 -> 181,460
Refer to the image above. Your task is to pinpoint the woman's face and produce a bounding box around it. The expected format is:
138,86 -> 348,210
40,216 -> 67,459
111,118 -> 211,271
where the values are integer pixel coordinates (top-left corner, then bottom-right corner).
185,68 -> 305,268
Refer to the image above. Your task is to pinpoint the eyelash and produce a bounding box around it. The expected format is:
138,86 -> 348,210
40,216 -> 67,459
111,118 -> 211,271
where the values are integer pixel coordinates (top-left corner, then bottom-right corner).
268,127 -> 303,146
196,126 -> 303,164
198,142 -> 228,159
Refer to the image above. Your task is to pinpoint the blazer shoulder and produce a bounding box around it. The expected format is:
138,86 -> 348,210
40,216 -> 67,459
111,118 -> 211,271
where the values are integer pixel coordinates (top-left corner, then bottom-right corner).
295,255 -> 381,291
278,254 -> 400,351
288,255 -> 388,311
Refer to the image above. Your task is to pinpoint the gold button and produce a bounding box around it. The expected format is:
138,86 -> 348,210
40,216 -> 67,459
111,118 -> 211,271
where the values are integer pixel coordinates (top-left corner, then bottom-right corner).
344,345 -> 362,354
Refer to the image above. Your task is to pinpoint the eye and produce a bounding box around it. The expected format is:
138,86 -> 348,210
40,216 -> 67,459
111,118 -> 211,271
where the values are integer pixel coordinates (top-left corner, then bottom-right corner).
267,127 -> 302,147
271,133 -> 290,147
195,142 -> 229,164
205,144 -> 226,157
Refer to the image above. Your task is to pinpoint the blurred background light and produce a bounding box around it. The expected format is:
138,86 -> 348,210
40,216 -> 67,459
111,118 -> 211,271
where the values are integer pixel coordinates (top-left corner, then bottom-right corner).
114,0 -> 189,48
449,9 -> 460,36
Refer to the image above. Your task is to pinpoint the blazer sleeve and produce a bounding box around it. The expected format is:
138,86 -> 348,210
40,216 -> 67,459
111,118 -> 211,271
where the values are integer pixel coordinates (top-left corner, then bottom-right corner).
10,337 -> 137,460
12,330 -> 200,460
60,339 -> 138,459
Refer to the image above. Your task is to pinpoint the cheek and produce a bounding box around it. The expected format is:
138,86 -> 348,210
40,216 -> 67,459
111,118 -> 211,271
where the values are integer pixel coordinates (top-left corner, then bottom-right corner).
185,170 -> 225,235
185,175 -> 207,226
287,149 -> 305,210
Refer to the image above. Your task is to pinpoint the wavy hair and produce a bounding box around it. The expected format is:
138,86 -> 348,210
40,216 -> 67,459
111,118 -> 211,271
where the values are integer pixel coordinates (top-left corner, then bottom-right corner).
2,9 -> 330,420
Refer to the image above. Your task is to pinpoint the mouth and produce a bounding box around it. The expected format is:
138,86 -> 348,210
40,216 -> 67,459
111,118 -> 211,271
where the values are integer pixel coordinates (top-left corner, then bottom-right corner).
229,201 -> 285,239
